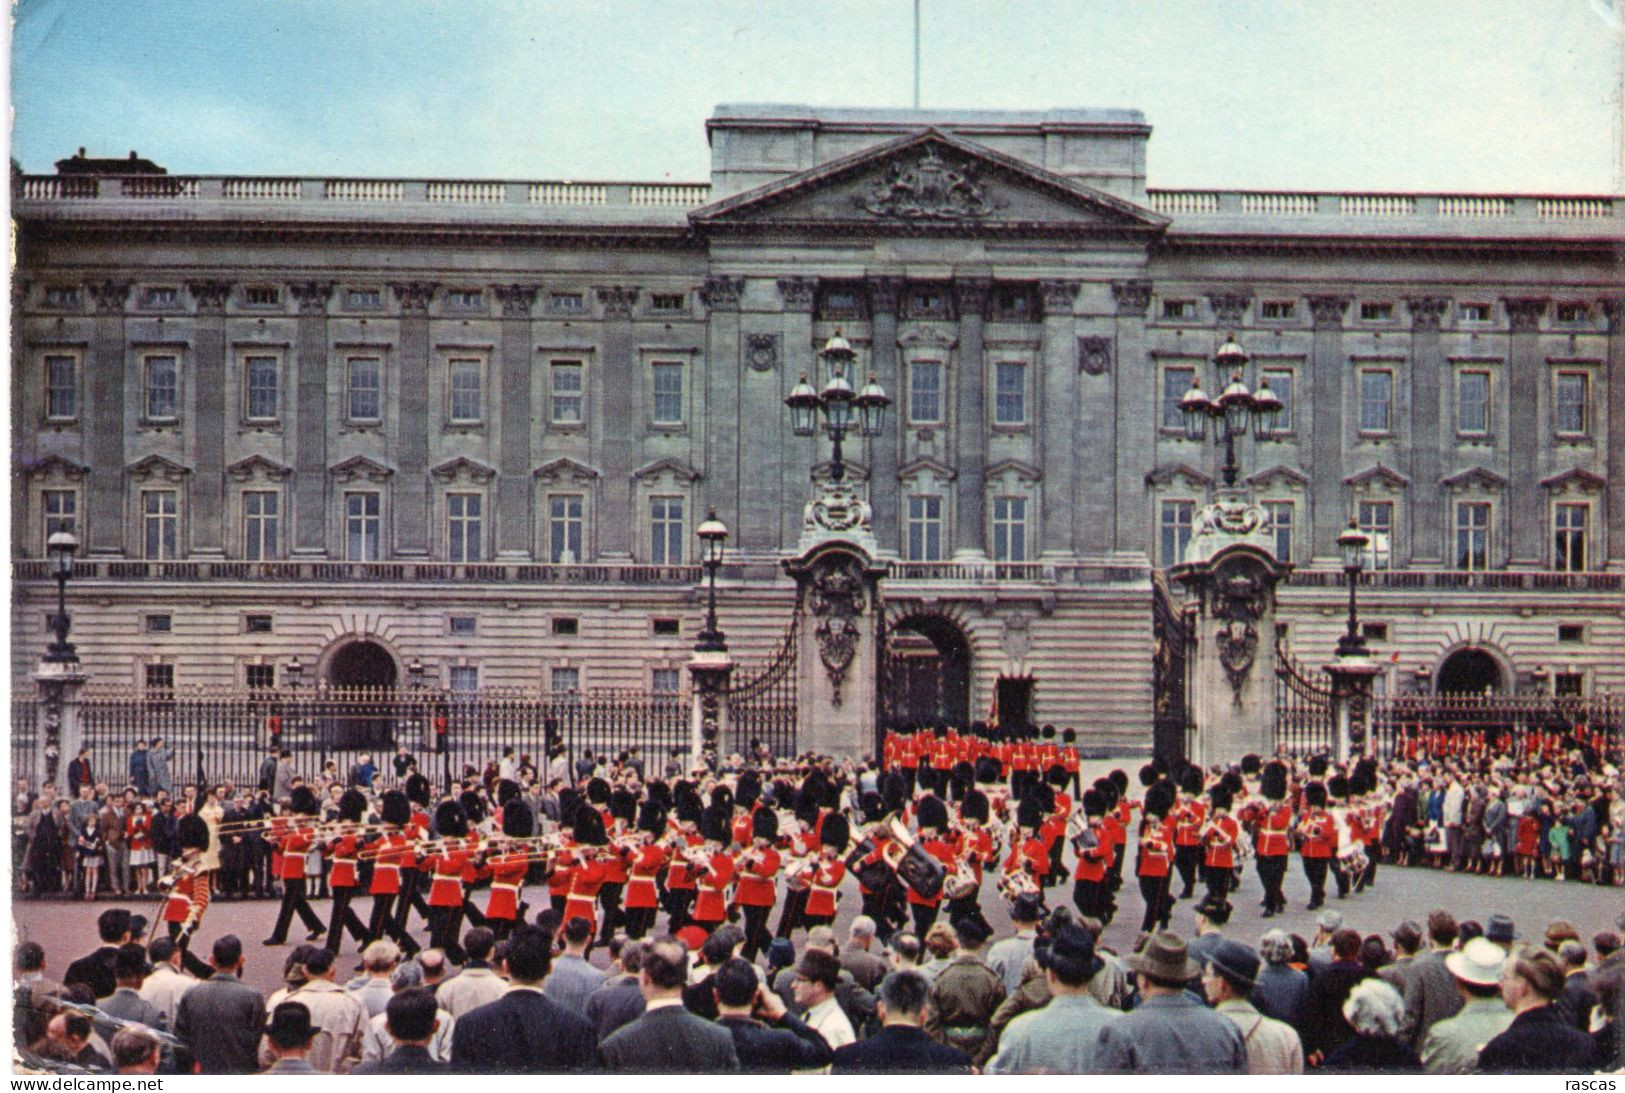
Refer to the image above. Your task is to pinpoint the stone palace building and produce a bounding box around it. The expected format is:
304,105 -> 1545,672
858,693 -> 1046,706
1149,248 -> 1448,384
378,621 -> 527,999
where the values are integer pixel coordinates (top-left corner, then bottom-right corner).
12,105 -> 1623,754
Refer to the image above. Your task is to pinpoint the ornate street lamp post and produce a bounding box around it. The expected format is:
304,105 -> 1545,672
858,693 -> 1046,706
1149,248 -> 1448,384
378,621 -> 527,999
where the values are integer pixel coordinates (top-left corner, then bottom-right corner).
1336,520 -> 1371,657
695,509 -> 729,653
44,531 -> 79,665
689,509 -> 732,770
1326,518 -> 1380,760
1178,333 -> 1283,486
786,331 -> 891,484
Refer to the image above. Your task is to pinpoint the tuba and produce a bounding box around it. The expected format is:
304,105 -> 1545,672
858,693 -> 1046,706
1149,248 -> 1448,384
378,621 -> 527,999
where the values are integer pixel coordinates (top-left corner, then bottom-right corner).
884,816 -> 947,901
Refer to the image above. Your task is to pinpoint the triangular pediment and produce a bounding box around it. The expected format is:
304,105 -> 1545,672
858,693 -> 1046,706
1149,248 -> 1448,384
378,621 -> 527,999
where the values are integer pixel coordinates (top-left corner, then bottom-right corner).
986,458 -> 1042,483
430,456 -> 497,483
813,458 -> 869,483
227,454 -> 293,481
126,454 -> 191,481
328,455 -> 393,483
1540,468 -> 1606,494
19,453 -> 90,480
691,129 -> 1167,236
533,457 -> 601,485
1244,464 -> 1310,490
633,457 -> 702,483
1145,462 -> 1212,489
1441,465 -> 1509,492
1344,463 -> 1410,491
897,456 -> 957,482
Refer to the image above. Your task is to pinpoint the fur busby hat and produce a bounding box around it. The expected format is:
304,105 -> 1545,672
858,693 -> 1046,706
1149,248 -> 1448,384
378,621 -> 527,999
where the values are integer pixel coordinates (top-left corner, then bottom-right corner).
1082,789 -> 1107,817
646,780 -> 673,811
699,803 -> 731,844
459,790 -> 485,825
821,812 -> 851,853
1042,724 -> 1056,739
1304,781 -> 1328,808
496,779 -> 521,807
1349,771 -> 1371,797
797,771 -> 830,813
338,788 -> 367,823
502,799 -> 536,838
1209,785 -> 1234,813
379,790 -> 411,827
917,794 -> 950,833
1240,753 -> 1262,776
557,787 -> 583,828
794,796 -> 821,830
1260,761 -> 1288,802
404,773 -> 431,808
1328,774 -> 1350,801
610,788 -> 638,823
1109,769 -> 1129,794
1179,767 -> 1205,797
572,803 -> 607,846
177,812 -> 210,852
1030,782 -> 1056,815
1221,770 -> 1244,796
950,760 -> 975,791
860,791 -> 888,825
709,784 -> 734,813
1354,756 -> 1379,787
1063,727 -> 1077,744
435,800 -> 469,839
1145,779 -> 1177,819
752,807 -> 779,842
974,756 -> 1003,785
1046,764 -> 1070,789
674,779 -> 701,811
736,772 -> 762,811
289,785 -> 319,816
674,792 -> 703,826
1307,754 -> 1329,778
961,789 -> 990,825
1139,763 -> 1161,788
638,799 -> 668,836
1016,792 -> 1045,831
881,772 -> 908,814
586,777 -> 612,806
1096,778 -> 1120,811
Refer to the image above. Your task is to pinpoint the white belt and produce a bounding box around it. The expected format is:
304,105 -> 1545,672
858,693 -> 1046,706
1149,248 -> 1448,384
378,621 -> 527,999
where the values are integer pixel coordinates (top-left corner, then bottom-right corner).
492,882 -> 521,892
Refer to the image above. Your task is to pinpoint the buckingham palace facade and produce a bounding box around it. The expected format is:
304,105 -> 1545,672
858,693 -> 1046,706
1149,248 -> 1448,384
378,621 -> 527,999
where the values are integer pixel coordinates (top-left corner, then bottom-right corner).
12,105 -> 1623,752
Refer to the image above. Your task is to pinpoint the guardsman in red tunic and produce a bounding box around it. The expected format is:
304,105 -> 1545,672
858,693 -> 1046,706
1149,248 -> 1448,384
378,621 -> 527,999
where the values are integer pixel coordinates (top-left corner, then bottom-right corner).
1071,789 -> 1113,920
691,803 -> 736,931
323,788 -> 372,954
904,795 -> 958,937
663,789 -> 704,930
1061,728 -> 1082,796
365,791 -> 418,952
773,802 -> 820,940
733,808 -> 781,960
392,773 -> 435,943
597,788 -> 638,944
1172,767 -> 1207,899
624,801 -> 669,939
482,799 -> 535,939
160,813 -> 216,978
1201,784 -> 1241,903
1351,768 -> 1384,892
563,805 -> 610,939
1136,780 -> 1177,933
946,788 -> 996,935
1296,781 -> 1338,910
264,785 -> 327,946
423,800 -> 474,961
800,812 -> 850,929
1254,762 -> 1293,917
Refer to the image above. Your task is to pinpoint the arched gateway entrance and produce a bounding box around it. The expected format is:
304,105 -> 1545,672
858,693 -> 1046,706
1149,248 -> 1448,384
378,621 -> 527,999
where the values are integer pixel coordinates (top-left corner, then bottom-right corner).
883,615 -> 972,729
1436,647 -> 1504,695
323,639 -> 399,748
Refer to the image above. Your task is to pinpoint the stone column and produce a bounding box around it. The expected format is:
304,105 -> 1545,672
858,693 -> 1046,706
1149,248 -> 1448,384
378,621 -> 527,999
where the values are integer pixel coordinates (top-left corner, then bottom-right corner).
596,286 -> 640,558
777,277 -> 818,550
494,284 -> 539,558
391,282 -> 437,557
1405,297 -> 1450,565
687,651 -> 733,770
867,277 -> 904,551
739,278 -> 783,554
1111,281 -> 1154,560
86,280 -> 129,555
699,276 -> 744,539
290,281 -> 332,555
187,281 -> 232,556
953,278 -> 992,558
784,544 -> 885,759
1604,298 -> 1625,569
1037,281 -> 1082,557
1308,296 -> 1351,562
1325,657 -> 1382,762
1178,546 -> 1287,766
34,663 -> 87,794
1503,297 -> 1549,566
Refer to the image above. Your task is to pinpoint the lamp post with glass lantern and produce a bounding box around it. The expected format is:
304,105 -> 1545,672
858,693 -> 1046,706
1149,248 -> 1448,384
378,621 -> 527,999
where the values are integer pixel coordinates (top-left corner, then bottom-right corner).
689,509 -> 732,770
1177,333 -> 1283,487
695,509 -> 729,654
1327,518 -> 1381,760
786,332 -> 891,486
1336,520 -> 1371,657
44,531 -> 79,665
36,531 -> 86,792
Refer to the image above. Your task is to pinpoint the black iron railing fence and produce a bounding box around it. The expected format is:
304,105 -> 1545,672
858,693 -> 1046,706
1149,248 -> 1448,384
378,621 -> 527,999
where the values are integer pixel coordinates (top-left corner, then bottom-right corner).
1274,639 -> 1336,756
727,608 -> 801,759
1370,693 -> 1624,760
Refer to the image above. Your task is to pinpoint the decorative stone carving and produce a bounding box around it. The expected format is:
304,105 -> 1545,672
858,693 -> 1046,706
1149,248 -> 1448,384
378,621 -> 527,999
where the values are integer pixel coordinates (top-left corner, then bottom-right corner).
126,454 -> 191,483
1111,280 -> 1153,316
430,456 -> 497,483
187,280 -> 232,315
1037,280 -> 1079,319
533,457 -> 601,486
746,333 -> 779,372
854,146 -> 997,220
494,284 -> 539,318
226,455 -> 293,481
392,282 -> 438,315
1207,291 -> 1252,326
777,277 -> 817,313
1308,296 -> 1351,329
867,276 -> 903,314
1000,614 -> 1031,662
290,281 -> 333,315
699,276 -> 743,312
954,278 -> 992,317
1405,296 -> 1450,330
804,478 -> 873,539
88,280 -> 130,315
808,552 -> 869,705
1078,335 -> 1112,376
597,286 -> 639,319
1502,297 -> 1548,333
1211,557 -> 1267,703
329,455 -> 394,484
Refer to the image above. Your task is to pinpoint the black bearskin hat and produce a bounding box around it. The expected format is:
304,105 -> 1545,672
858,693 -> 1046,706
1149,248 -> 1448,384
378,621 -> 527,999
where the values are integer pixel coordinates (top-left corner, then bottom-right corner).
1179,767 -> 1204,797
1349,772 -> 1371,797
338,788 -> 367,823
709,784 -> 734,813
497,779 -> 521,807
1354,756 -> 1379,787
404,773 -> 431,807
1042,724 -> 1056,739
379,790 -> 411,827
752,807 -> 779,842
1260,761 -> 1288,802
1082,789 -> 1106,817
646,780 -> 673,811
586,777 -> 612,806
1307,754 -> 1329,778
1030,782 -> 1055,815
770,779 -> 797,809
1240,753 -> 1262,776
638,800 -> 668,835
1063,728 -> 1077,744
502,799 -> 536,838
797,771 -> 829,814
860,791 -> 888,825
820,777 -> 842,810
674,780 -> 701,812
1109,769 -> 1128,793
1221,770 -> 1244,796
460,791 -> 486,825
736,772 -> 761,811
820,812 -> 851,853
610,788 -> 638,823
700,803 -> 731,844
917,794 -> 949,832
794,795 -> 821,829
961,789 -> 990,825
289,785 -> 319,816
1305,781 -> 1328,808
435,800 -> 469,839
1209,785 -> 1234,813
177,813 -> 210,852
950,761 -> 975,793
674,792 -> 702,826
1144,780 -> 1176,820
881,772 -> 908,814
1016,793 -> 1045,831
572,804 -> 607,846
557,787 -> 583,828
1139,763 -> 1161,788
974,756 -> 1003,785
1046,764 -> 1069,789
1328,774 -> 1349,800
1096,778 -> 1120,811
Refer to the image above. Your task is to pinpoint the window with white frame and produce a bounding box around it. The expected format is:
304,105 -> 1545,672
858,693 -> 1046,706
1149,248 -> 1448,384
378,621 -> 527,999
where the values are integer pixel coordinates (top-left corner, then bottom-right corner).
1553,501 -> 1588,572
993,362 -> 1026,425
347,357 -> 382,422
1555,302 -> 1589,324
910,360 -> 943,423
142,286 -> 180,309
991,496 -> 1028,562
244,285 -> 281,308
1264,500 -> 1294,563
1162,299 -> 1196,320
43,490 -> 77,554
1260,300 -> 1295,321
1359,369 -> 1392,434
649,496 -> 684,564
550,666 -> 580,696
1357,500 -> 1394,570
652,667 -> 681,695
1159,500 -> 1195,566
242,491 -> 279,560
245,664 -> 276,690
549,494 -> 584,563
449,665 -> 479,693
1162,366 -> 1195,429
1455,501 -> 1491,570
44,286 -> 81,308
447,492 -> 483,562
345,288 -> 383,310
144,355 -> 178,421
651,362 -> 684,425
548,291 -> 584,313
448,357 -> 483,424
445,289 -> 484,311
551,361 -> 584,424
244,355 -> 279,421
905,495 -> 944,561
1554,371 -> 1589,436
45,355 -> 78,421
1359,301 -> 1394,321
1456,370 -> 1490,436
344,492 -> 381,561
1259,368 -> 1294,434
142,490 -> 179,559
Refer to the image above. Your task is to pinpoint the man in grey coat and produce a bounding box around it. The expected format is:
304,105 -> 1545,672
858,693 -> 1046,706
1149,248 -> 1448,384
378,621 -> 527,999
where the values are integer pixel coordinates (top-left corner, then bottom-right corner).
146,738 -> 173,797
1094,932 -> 1246,1073
599,937 -> 738,1072
173,935 -> 268,1074
1403,909 -> 1466,1048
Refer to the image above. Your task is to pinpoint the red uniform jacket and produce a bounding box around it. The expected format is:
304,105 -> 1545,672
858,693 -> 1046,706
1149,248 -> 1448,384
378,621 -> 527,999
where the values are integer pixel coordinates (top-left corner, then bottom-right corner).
1203,814 -> 1241,870
425,847 -> 472,907
483,852 -> 530,920
804,858 -> 845,919
1174,801 -> 1207,848
1073,820 -> 1111,882
564,854 -> 609,929
277,822 -> 315,881
733,846 -> 781,907
906,838 -> 958,908
328,833 -> 360,889
692,850 -> 736,923
1256,805 -> 1293,857
1136,819 -> 1174,878
625,843 -> 667,910
1299,809 -> 1338,859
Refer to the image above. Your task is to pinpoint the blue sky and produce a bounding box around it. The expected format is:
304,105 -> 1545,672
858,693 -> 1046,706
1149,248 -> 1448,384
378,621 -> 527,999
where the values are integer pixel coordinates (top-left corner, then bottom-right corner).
9,0 -> 1622,192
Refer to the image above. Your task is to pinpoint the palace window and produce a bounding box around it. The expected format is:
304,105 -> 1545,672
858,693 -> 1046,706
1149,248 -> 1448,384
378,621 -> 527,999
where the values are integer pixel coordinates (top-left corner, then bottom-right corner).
1554,371 -> 1589,436
142,490 -> 179,559
1359,301 -> 1394,321
652,667 -> 681,695
550,666 -> 580,696
43,490 -> 77,553
1359,369 -> 1392,434
652,618 -> 681,637
145,615 -> 171,634
1264,500 -> 1294,563
1558,624 -> 1585,644
910,360 -> 943,423
651,362 -> 684,425
445,289 -> 484,311
1553,502 -> 1588,572
1555,302 -> 1589,324
1259,300 -> 1295,321
345,288 -> 383,310
245,664 -> 276,690
244,285 -> 281,308
242,491 -> 280,560
448,357 -> 483,424
905,495 -> 944,561
145,663 -> 174,694
244,355 -> 279,421
245,615 -> 273,634
449,665 -> 479,693
548,291 -> 585,313
45,355 -> 77,421
447,492 -> 483,563
650,292 -> 685,312
1162,366 -> 1195,429
1459,302 -> 1491,323
1159,500 -> 1195,566
1555,672 -> 1584,697
44,286 -> 81,308
344,491 -> 381,561
1455,500 -> 1491,571
990,285 -> 1034,320
649,495 -> 685,564
994,362 -> 1026,425
552,617 -> 579,636
1456,370 -> 1490,436
141,286 -> 180,309
991,496 -> 1028,562
144,355 -> 179,421
450,616 -> 477,635
1260,369 -> 1294,434
347,357 -> 381,422
549,493 -> 584,563
550,361 -> 584,424
1357,501 -> 1394,570
1162,299 -> 1196,320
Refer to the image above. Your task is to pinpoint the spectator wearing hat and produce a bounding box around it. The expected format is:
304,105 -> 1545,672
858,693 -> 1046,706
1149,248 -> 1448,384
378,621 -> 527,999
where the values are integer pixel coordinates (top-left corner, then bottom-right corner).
1485,913 -> 1518,953
1478,946 -> 1599,1072
262,1002 -> 320,1075
986,923 -> 1118,1074
1419,938 -> 1514,1074
1251,929 -> 1309,1030
987,894 -> 1043,995
923,916 -> 1005,1066
1095,932 -> 1246,1073
831,970 -> 971,1074
256,944 -> 367,1073
1301,927 -> 1372,1064
1202,939 -> 1302,1074
1401,909 -> 1465,1049
791,948 -> 855,1055
1322,979 -> 1422,1073
1187,892 -> 1231,973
